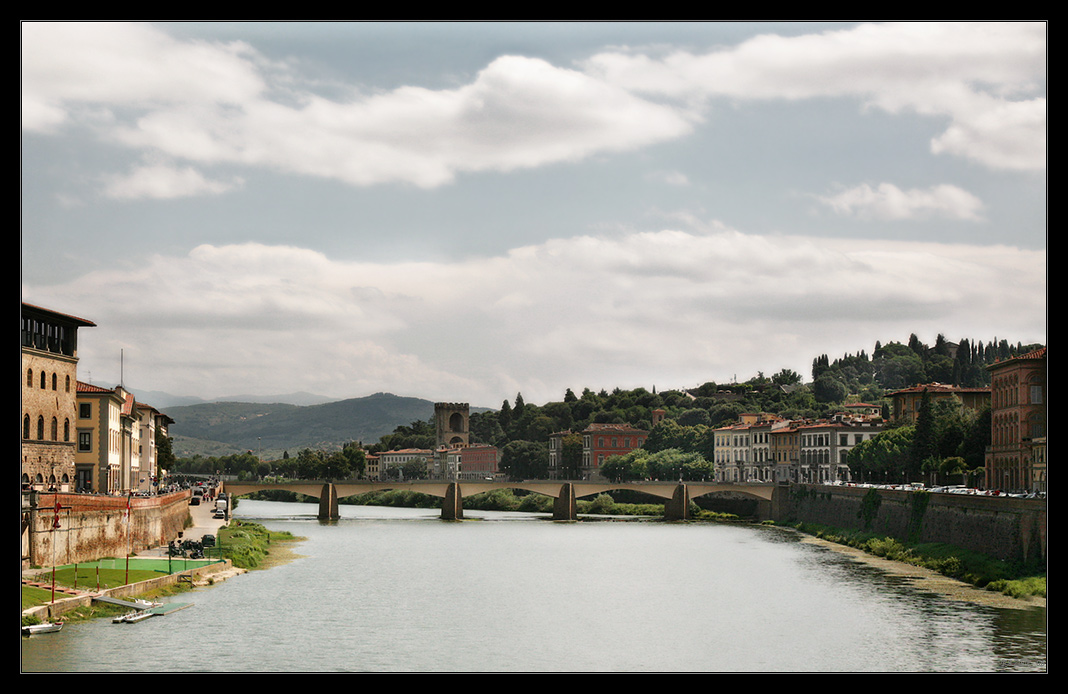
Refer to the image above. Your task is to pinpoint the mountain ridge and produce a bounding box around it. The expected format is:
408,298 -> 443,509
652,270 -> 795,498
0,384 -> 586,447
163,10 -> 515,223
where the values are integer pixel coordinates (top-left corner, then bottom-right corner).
166,392 -> 449,458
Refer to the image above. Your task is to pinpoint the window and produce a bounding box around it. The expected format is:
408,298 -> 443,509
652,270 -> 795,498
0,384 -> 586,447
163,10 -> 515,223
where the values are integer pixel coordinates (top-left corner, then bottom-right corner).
27,369 -> 33,387
1031,385 -> 1043,405
80,403 -> 91,419
78,431 -> 92,452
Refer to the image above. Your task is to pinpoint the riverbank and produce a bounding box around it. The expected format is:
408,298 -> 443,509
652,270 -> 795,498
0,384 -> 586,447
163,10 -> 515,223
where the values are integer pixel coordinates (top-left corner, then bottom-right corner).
793,531 -> 1046,611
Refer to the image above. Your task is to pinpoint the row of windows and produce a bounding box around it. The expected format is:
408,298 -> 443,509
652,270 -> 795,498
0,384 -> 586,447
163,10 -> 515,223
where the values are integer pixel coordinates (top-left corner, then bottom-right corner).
22,415 -> 97,452
23,414 -> 72,442
26,368 -> 72,392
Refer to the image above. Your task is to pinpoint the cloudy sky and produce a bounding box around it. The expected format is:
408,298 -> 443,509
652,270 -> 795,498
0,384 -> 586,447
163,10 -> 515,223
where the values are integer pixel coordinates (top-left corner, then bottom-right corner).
21,21 -> 1046,408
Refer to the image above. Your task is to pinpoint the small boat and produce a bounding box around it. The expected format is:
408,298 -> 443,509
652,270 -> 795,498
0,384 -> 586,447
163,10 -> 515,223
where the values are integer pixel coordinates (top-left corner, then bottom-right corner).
22,622 -> 63,636
113,610 -> 153,623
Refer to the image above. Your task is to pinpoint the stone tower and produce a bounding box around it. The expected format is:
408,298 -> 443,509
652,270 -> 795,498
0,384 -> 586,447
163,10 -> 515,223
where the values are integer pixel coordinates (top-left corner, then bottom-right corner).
434,402 -> 470,448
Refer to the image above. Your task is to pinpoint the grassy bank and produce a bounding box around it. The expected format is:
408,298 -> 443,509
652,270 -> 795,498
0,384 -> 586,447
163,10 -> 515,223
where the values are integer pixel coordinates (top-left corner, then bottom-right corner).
783,520 -> 1046,600
217,519 -> 302,569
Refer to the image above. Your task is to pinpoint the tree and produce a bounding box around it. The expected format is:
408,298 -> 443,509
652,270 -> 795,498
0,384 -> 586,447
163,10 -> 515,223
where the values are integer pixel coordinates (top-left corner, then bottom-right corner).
910,389 -> 937,481
342,442 -> 367,479
560,433 -> 584,479
813,373 -> 848,403
321,450 -> 351,481
848,425 -> 914,482
155,429 -> 176,483
499,440 -> 548,480
771,368 -> 803,386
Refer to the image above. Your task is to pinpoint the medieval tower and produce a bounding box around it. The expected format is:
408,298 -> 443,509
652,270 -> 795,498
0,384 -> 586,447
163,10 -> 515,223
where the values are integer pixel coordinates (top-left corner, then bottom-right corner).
434,402 -> 470,449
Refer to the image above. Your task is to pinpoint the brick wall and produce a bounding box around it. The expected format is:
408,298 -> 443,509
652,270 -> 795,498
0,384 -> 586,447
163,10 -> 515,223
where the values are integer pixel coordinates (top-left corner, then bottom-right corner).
23,490 -> 190,567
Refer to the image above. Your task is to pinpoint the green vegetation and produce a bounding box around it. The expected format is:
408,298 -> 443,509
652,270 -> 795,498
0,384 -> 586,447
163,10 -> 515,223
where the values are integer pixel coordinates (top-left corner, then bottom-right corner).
785,521 -> 1046,600
848,397 -> 991,485
26,563 -> 164,591
341,489 -> 440,508
21,568 -> 197,620
217,520 -> 300,569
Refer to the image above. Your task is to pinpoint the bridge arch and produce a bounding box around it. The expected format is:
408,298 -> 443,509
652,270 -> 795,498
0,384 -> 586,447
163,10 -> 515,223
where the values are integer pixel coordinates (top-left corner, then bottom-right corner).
220,480 -> 779,522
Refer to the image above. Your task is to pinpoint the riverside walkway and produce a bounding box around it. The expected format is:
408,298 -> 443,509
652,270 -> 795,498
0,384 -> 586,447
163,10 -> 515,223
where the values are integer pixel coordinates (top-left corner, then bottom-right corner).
220,480 -> 782,521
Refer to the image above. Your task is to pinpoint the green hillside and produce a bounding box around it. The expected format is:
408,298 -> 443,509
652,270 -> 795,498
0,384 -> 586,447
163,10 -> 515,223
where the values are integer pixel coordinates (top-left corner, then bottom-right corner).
167,392 -> 437,457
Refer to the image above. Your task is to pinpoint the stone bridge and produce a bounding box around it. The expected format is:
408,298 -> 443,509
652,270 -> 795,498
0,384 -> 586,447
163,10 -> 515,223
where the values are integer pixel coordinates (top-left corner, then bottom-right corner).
220,480 -> 782,521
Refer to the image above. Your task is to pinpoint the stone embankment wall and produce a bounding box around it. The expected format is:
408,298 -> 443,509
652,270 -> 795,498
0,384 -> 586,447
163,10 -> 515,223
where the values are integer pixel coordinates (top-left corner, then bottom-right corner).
23,490 -> 191,567
777,484 -> 1046,563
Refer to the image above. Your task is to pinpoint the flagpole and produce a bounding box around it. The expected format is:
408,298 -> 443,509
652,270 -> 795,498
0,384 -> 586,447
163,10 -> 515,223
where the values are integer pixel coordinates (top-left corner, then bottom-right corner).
125,492 -> 132,585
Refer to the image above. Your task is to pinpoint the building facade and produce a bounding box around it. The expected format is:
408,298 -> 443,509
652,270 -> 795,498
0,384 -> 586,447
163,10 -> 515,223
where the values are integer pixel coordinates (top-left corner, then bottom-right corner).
888,383 -> 990,423
75,382 -> 140,494
580,423 -> 648,480
986,347 -> 1047,493
21,303 -> 96,492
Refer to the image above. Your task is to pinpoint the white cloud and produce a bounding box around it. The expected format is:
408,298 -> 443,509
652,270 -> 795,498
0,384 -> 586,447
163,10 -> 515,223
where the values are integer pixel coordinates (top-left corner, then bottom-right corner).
23,228 -> 1045,405
815,182 -> 986,221
22,23 -> 693,189
23,21 -> 1045,197
103,162 -> 243,199
582,22 -> 1046,171
21,22 -> 267,133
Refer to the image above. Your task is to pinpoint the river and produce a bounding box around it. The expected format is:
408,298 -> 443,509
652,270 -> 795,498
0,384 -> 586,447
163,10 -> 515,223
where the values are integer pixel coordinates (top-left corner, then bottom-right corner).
21,499 -> 1047,672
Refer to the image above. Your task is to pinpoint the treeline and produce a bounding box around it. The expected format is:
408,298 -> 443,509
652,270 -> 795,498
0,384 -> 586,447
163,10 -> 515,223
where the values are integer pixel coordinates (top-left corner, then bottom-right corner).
811,334 -> 1041,402
171,443 -> 367,481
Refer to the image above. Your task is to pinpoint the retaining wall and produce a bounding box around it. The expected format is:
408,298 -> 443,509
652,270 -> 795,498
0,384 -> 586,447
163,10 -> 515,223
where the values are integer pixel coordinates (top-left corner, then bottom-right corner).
778,484 -> 1046,563
23,491 -> 191,568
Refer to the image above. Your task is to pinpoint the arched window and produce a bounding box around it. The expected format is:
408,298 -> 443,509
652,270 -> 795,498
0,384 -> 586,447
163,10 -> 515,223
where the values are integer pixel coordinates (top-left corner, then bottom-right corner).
27,369 -> 33,387
65,375 -> 71,392
52,373 -> 58,390
51,417 -> 59,441
40,371 -> 46,389
23,414 -> 30,439
37,416 -> 45,440
64,419 -> 70,442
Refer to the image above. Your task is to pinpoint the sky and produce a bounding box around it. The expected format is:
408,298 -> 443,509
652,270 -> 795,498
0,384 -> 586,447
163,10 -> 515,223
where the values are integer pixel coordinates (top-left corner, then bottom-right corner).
21,21 -> 1046,408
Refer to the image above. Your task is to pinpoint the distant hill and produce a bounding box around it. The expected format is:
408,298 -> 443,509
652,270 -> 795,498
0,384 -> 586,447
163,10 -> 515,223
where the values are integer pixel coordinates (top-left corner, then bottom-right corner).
166,392 -> 441,458
132,389 -> 335,409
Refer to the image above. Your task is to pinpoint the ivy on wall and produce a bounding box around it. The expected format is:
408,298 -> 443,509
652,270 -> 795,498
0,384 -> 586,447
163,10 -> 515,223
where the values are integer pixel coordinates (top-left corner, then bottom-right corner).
858,488 -> 881,531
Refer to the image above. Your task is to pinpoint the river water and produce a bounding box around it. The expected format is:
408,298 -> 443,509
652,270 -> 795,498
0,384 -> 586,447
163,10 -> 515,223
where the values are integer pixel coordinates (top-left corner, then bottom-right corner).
22,499 -> 1046,672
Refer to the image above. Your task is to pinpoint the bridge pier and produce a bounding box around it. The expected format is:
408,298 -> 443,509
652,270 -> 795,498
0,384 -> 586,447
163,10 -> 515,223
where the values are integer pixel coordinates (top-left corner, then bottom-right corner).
664,483 -> 689,520
553,483 -> 577,521
442,482 -> 463,520
318,483 -> 339,520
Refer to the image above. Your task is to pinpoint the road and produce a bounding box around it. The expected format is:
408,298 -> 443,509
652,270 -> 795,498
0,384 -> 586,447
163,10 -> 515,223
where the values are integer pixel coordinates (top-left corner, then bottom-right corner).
137,494 -> 230,557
